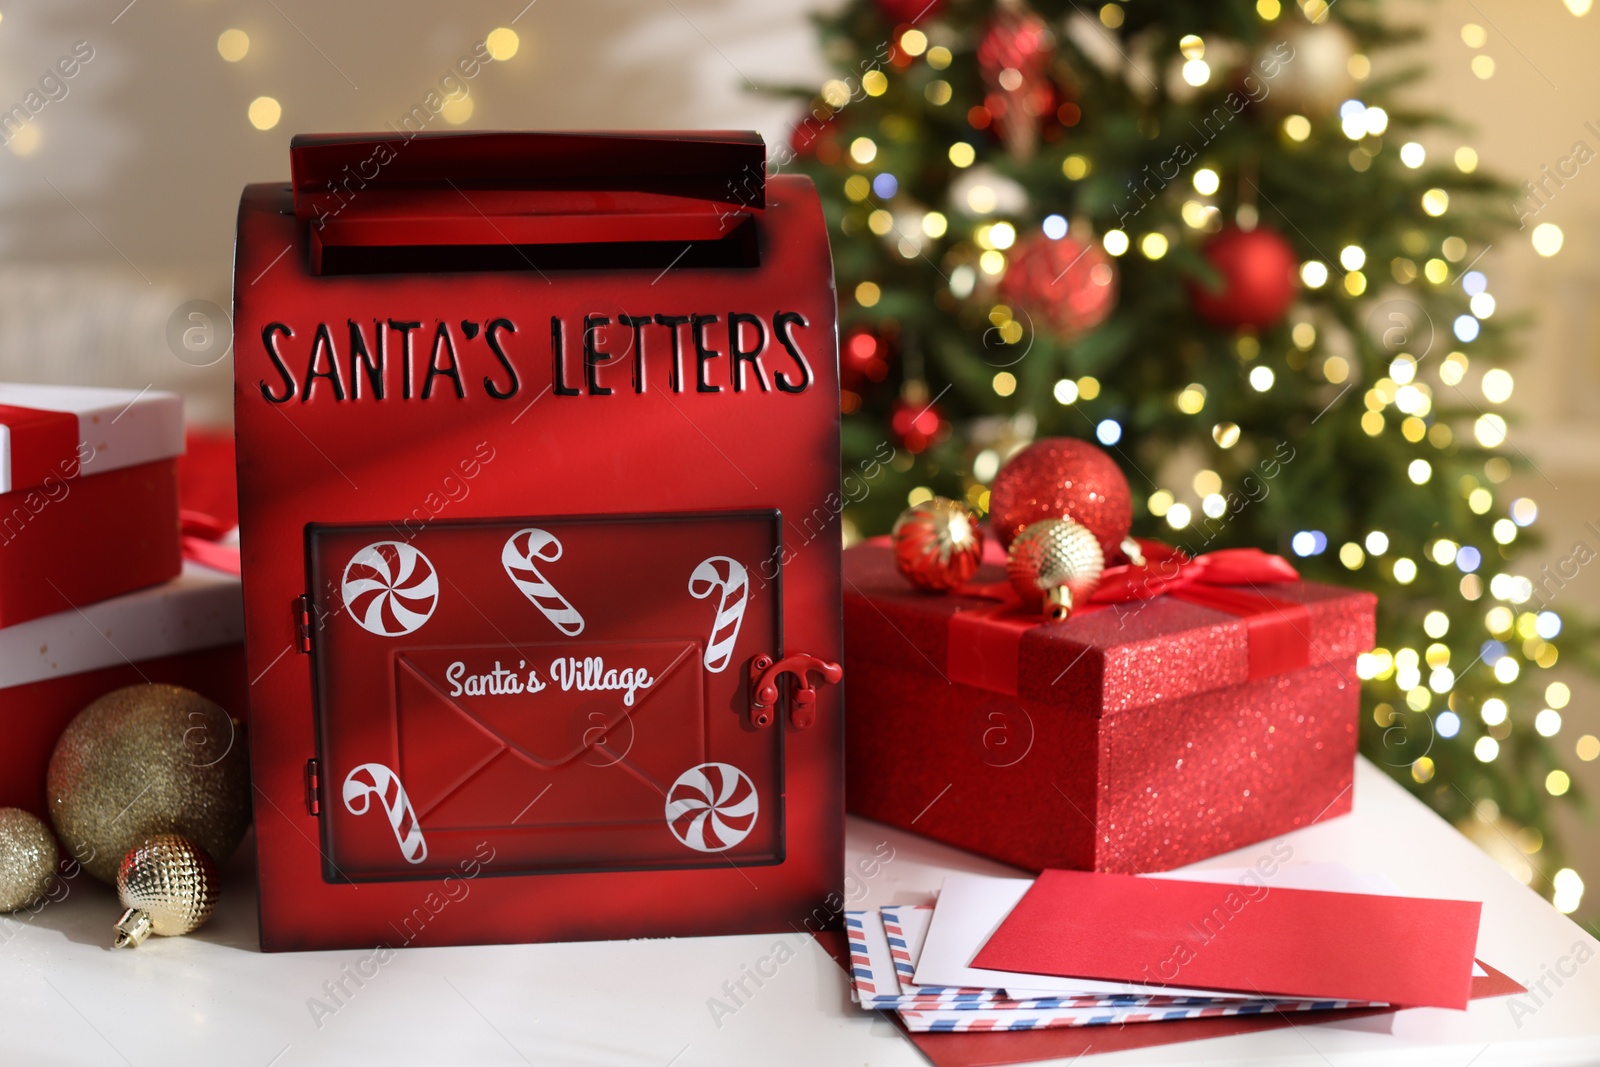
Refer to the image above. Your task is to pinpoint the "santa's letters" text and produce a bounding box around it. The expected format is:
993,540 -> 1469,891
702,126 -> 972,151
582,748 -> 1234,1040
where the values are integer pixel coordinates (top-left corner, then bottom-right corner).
257,311 -> 817,404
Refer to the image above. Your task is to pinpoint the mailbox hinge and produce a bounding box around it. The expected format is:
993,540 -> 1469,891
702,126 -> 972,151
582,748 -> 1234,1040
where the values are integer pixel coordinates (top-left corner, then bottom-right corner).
293,595 -> 313,653
748,653 -> 843,730
305,758 -> 321,815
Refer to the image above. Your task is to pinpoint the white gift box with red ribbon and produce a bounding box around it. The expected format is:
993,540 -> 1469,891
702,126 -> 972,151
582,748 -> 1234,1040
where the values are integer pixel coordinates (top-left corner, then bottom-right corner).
0,382 -> 186,627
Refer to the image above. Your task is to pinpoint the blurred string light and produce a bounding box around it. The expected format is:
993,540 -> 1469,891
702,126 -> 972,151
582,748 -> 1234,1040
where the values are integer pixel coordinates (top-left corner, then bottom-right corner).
1532,223 -> 1564,256
1339,100 -> 1387,139
217,29 -> 250,62
6,123 -> 39,156
1181,36 -> 1211,87
441,94 -> 473,125
248,96 -> 281,130
1553,868 -> 1585,914
1292,530 -> 1328,556
485,27 -> 520,60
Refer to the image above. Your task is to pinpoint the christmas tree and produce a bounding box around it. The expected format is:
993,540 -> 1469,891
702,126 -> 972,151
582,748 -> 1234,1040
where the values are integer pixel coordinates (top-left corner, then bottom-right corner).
776,0 -> 1587,915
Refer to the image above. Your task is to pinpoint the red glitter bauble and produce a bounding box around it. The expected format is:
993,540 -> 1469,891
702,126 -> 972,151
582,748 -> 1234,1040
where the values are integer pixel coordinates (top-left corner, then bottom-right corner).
997,232 -> 1118,338
892,497 -> 985,592
976,7 -> 1055,160
988,438 -> 1132,557
1188,225 -> 1298,330
876,0 -> 945,23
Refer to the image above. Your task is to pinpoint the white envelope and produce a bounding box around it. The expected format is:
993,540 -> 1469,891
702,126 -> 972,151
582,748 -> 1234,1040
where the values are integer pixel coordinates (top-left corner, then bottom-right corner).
915,874 -> 1261,998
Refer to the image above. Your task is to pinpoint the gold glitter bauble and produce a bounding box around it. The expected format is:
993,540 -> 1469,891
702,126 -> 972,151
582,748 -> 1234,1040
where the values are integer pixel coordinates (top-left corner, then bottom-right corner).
47,684 -> 249,885
113,834 -> 220,947
0,808 -> 58,912
1006,518 -> 1105,620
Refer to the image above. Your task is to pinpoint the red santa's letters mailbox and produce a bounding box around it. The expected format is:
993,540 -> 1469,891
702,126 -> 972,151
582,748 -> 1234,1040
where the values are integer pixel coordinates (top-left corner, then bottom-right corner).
233,131 -> 843,951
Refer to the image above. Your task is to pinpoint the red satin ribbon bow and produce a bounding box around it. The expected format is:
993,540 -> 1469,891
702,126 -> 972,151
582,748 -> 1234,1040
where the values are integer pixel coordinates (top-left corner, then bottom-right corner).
1089,541 -> 1301,603
945,540 -> 1309,695
181,509 -> 241,576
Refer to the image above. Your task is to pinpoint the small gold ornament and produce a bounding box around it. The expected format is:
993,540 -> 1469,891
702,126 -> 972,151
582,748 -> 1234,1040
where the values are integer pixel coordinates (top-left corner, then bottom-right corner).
47,684 -> 249,885
0,808 -> 58,912
1006,518 -> 1105,620
113,834 -> 220,948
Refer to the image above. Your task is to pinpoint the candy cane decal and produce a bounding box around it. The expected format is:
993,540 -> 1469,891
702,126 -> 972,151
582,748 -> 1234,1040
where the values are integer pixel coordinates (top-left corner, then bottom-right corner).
501,528 -> 585,637
342,763 -> 427,865
688,556 -> 749,673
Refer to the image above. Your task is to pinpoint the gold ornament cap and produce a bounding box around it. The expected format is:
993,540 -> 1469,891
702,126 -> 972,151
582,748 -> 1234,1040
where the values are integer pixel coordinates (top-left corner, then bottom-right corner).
112,834 -> 220,948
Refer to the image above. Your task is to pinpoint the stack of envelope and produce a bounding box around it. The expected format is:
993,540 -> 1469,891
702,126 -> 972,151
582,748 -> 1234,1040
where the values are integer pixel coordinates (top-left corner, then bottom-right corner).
847,865 -> 1485,1034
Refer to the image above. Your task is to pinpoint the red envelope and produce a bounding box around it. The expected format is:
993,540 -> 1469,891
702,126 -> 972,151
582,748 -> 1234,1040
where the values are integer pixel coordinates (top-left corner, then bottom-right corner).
973,870 -> 1482,1010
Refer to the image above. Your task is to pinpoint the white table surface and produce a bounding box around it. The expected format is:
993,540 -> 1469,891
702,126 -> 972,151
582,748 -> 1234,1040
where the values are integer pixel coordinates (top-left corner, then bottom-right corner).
1,758 -> 1596,1067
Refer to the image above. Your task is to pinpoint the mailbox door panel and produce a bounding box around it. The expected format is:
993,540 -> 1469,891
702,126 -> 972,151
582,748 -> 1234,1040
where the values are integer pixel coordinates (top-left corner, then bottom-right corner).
306,512 -> 784,881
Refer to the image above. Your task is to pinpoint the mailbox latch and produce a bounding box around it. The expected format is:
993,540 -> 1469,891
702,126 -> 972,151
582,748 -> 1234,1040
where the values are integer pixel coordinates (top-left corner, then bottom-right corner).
748,654 -> 842,730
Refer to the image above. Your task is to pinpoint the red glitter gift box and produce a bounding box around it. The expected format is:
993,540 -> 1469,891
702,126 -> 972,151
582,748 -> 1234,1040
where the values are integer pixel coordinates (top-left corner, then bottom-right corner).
843,539 -> 1375,873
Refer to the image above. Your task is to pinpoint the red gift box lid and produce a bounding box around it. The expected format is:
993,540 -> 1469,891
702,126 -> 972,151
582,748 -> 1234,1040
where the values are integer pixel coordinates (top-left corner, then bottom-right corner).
0,382 -> 183,496
843,542 -> 1374,717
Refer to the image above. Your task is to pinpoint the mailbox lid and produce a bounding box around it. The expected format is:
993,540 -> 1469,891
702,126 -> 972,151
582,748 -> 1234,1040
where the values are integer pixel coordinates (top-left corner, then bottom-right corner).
292,130 -> 767,269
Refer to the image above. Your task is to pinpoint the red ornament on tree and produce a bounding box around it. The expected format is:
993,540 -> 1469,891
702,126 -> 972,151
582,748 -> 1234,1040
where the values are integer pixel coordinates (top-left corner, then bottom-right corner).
876,0 -> 945,23
997,232 -> 1117,337
988,437 -> 1132,558
842,328 -> 892,387
891,391 -> 943,454
977,5 -> 1056,161
1189,225 -> 1299,330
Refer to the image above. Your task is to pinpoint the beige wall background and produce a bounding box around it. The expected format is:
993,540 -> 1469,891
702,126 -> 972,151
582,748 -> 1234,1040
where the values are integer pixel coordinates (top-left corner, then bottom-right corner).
0,0 -> 1592,918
